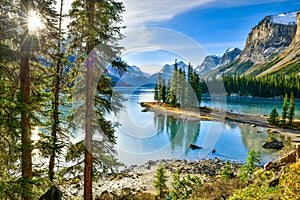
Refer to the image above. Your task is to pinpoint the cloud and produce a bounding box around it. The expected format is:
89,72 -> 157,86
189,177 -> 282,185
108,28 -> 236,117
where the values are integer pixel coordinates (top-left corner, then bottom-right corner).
120,28 -> 208,66
123,0 -> 287,27
123,0 -> 216,27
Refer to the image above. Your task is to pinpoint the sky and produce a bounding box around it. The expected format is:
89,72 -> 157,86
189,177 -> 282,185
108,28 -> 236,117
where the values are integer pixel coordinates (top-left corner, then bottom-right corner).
62,0 -> 300,74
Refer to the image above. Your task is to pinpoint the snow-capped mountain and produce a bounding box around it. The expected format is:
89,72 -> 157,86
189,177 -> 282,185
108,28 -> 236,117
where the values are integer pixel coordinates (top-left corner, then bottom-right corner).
196,48 -> 241,74
106,64 -> 151,87
204,10 -> 300,78
195,55 -> 221,74
270,12 -> 297,25
219,48 -> 242,66
149,61 -> 189,83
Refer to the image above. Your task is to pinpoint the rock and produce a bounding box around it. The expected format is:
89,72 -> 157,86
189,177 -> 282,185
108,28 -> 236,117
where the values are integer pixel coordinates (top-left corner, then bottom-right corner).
96,191 -> 114,200
250,124 -> 256,127
189,144 -> 202,150
279,150 -> 296,164
262,138 -> 284,149
296,143 -> 300,161
212,149 -> 216,153
269,178 -> 280,187
38,186 -> 62,200
264,161 -> 274,171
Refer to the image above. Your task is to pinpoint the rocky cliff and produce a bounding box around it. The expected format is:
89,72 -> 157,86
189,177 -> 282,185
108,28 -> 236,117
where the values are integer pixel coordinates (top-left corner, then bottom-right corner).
241,13 -> 297,64
204,11 -> 300,78
293,12 -> 300,44
257,11 -> 300,76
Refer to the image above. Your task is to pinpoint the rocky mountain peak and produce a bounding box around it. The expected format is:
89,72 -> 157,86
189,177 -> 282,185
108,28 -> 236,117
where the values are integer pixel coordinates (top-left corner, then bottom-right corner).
240,12 -> 297,63
220,48 -> 242,66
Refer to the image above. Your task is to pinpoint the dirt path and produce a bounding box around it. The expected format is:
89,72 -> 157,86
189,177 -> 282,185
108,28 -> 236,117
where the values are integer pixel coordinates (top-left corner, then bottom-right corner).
141,102 -> 300,144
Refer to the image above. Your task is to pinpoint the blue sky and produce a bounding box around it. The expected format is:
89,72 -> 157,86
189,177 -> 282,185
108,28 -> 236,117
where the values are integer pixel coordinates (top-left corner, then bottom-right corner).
61,1 -> 300,74
119,0 -> 300,73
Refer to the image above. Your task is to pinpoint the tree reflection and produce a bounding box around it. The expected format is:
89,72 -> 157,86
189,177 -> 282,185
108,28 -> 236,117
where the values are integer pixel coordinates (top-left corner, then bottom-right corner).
154,114 -> 201,152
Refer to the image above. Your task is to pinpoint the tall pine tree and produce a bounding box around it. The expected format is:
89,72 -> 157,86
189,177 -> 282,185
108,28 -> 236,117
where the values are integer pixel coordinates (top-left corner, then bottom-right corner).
68,1 -> 125,199
289,92 -> 295,125
282,93 -> 288,124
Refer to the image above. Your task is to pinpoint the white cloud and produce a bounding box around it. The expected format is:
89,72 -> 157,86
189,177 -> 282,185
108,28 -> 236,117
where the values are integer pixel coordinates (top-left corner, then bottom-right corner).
120,28 -> 208,66
123,0 -> 286,27
123,0 -> 216,27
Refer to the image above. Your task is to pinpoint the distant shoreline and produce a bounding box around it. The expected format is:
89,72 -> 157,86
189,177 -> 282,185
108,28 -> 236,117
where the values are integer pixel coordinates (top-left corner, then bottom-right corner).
140,102 -> 300,144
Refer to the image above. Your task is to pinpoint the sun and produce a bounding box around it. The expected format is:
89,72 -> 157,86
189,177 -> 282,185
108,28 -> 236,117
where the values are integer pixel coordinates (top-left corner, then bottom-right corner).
28,10 -> 45,34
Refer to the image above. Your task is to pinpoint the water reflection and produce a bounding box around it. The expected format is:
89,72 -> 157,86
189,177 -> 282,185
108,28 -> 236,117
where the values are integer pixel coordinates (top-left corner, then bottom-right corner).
114,87 -> 279,165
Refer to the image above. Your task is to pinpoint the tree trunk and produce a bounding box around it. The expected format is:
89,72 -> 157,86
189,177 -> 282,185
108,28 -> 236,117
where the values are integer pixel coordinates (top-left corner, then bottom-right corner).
20,0 -> 32,199
84,0 -> 95,199
49,0 -> 64,182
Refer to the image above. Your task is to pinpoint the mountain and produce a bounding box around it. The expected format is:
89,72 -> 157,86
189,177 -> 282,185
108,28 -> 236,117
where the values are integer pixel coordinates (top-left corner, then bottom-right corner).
107,65 -> 151,87
149,61 -> 189,82
196,48 -> 241,74
240,11 -> 297,63
196,55 -> 221,74
256,11 -> 300,76
204,11 -> 299,78
219,48 -> 242,66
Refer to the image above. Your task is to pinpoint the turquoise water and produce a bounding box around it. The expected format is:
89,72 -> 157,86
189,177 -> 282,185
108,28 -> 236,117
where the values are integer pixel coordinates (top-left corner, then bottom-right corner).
112,87 -> 282,166
202,94 -> 300,118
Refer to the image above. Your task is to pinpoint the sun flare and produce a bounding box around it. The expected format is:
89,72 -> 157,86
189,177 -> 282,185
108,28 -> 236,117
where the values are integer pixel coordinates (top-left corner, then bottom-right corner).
28,10 -> 45,34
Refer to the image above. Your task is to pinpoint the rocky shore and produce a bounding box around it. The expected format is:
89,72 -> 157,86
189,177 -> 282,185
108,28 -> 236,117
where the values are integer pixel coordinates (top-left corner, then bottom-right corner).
62,158 -> 243,199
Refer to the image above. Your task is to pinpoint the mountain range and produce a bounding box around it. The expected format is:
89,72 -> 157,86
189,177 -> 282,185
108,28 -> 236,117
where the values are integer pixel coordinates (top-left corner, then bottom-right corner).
205,10 -> 300,78
109,10 -> 300,86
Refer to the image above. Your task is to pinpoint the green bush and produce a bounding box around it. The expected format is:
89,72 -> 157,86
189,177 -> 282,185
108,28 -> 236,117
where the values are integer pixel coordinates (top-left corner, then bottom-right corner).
238,150 -> 259,181
170,169 -> 202,200
221,160 -> 233,180
153,162 -> 168,199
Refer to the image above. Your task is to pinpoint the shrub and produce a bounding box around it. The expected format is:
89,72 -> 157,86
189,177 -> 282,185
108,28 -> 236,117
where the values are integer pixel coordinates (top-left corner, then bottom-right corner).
170,169 -> 201,200
268,107 -> 279,125
153,162 -> 168,199
221,160 -> 233,180
238,150 -> 259,181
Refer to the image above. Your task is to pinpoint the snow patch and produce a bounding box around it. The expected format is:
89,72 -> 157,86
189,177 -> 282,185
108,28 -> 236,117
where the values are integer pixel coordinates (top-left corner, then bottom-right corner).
270,12 -> 297,25
227,48 -> 236,52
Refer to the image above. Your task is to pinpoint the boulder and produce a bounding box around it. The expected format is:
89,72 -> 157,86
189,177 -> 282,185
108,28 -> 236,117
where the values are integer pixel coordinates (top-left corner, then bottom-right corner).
279,151 -> 296,164
189,144 -> 202,150
262,138 -> 284,149
38,186 -> 62,200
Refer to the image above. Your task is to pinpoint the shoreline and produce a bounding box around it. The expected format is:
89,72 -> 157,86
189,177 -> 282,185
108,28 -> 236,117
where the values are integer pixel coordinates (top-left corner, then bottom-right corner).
140,102 -> 300,144
62,158 -> 243,198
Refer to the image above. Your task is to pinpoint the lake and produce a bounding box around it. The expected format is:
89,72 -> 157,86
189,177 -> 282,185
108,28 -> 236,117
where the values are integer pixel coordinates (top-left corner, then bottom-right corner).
110,87 -> 290,166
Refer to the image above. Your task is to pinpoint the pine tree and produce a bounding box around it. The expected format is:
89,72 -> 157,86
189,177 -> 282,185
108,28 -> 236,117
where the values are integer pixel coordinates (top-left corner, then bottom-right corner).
159,78 -> 167,103
171,59 -> 180,104
268,107 -> 279,125
157,73 -> 162,102
19,1 -> 33,199
282,93 -> 288,124
238,150 -> 259,181
154,82 -> 159,101
289,92 -> 295,125
221,160 -> 233,180
179,69 -> 186,105
153,162 -> 168,199
68,1 -> 125,199
48,0 -> 65,183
